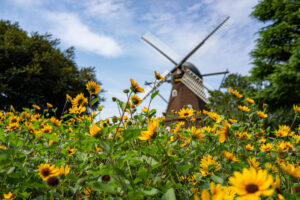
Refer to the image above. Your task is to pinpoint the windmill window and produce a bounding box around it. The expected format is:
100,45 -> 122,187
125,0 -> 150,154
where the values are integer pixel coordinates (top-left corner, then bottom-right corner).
172,89 -> 177,97
187,104 -> 193,109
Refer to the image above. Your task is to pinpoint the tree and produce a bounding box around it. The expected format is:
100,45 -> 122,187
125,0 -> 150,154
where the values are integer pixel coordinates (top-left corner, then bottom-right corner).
249,0 -> 300,110
0,20 -> 103,115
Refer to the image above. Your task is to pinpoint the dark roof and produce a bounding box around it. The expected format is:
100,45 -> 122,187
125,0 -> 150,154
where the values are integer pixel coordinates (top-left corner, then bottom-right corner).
182,62 -> 202,77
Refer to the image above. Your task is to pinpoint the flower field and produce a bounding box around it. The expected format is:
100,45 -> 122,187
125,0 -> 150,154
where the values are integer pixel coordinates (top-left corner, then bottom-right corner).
0,79 -> 299,200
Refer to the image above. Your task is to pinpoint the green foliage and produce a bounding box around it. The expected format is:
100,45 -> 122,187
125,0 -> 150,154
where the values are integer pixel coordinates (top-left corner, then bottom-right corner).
249,0 -> 300,109
0,20 -> 103,115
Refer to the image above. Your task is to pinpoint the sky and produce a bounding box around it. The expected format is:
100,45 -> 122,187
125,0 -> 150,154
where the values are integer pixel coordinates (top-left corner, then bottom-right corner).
0,0 -> 264,119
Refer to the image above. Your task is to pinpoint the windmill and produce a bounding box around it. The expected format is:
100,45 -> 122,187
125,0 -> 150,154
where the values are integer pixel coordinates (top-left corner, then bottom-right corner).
141,17 -> 230,124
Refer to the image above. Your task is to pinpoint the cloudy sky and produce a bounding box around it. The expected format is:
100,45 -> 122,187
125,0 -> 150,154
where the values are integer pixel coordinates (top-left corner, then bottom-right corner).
0,0 -> 263,118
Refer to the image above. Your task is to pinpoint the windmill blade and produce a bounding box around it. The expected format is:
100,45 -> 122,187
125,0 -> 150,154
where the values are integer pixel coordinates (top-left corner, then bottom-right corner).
181,69 -> 209,104
141,32 -> 181,65
170,16 -> 230,74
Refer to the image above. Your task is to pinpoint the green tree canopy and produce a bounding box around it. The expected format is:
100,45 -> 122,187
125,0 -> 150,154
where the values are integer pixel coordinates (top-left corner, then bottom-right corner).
0,20 -> 103,115
249,0 -> 300,109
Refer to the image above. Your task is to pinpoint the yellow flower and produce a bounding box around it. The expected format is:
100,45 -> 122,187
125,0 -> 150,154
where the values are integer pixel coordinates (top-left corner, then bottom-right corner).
66,94 -> 72,102
200,155 -> 220,176
238,105 -> 250,112
41,125 -> 52,134
6,123 -> 20,131
130,95 -> 142,105
66,147 -> 75,156
217,120 -> 230,143
178,107 -> 194,118
32,104 -> 41,110
293,104 -> 300,113
84,188 -> 92,198
130,78 -> 144,93
204,111 -> 221,123
142,107 -> 149,113
50,117 -> 62,126
260,143 -> 274,152
154,70 -> 165,80
264,163 -> 278,173
276,141 -> 293,152
275,125 -> 294,137
223,151 -> 239,162
181,137 -> 191,147
0,145 -> 7,150
245,97 -> 255,104
46,103 -> 53,108
86,81 -> 100,95
58,165 -> 70,176
245,144 -> 254,151
280,162 -> 300,178
72,93 -> 88,107
228,88 -> 243,98
229,167 -> 274,199
8,116 -> 20,124
38,164 -> 60,181
188,126 -> 205,140
248,157 -> 260,170
293,135 -> 300,144
69,106 -> 86,114
10,105 -> 15,112
138,119 -> 159,140
86,123 -> 102,137
229,118 -> 237,123
256,111 -> 268,118
3,192 -> 14,200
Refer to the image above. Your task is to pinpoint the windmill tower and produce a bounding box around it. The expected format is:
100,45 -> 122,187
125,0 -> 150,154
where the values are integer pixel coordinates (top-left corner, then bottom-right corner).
141,17 -> 230,124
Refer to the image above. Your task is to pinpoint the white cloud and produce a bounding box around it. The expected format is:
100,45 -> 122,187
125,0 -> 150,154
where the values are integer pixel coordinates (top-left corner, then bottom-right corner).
45,12 -> 122,57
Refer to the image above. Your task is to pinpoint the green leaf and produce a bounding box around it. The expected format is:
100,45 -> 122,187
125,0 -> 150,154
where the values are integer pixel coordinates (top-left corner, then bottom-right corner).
162,188 -> 176,200
137,167 -> 148,180
211,175 -> 223,184
92,182 -> 116,194
151,90 -> 159,99
142,188 -> 159,196
91,97 -> 99,107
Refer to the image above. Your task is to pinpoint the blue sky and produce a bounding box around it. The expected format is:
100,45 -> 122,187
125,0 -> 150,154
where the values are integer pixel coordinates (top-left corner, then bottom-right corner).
0,0 -> 263,118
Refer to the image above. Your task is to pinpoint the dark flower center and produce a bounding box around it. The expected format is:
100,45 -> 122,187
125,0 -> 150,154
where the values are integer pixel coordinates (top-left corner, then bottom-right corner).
47,176 -> 59,186
246,184 -> 259,193
184,113 -> 189,116
42,169 -> 50,177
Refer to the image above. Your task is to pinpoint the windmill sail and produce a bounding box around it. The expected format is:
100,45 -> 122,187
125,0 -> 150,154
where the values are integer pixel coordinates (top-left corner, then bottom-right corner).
181,69 -> 209,104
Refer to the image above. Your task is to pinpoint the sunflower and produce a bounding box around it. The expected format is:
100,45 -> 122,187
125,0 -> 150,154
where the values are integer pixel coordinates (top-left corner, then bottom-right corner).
38,164 -> 60,181
204,111 -> 221,123
66,147 -> 75,156
72,93 -> 88,107
6,123 -> 20,131
200,155 -> 220,176
46,103 -> 53,108
280,162 -> 300,178
217,120 -> 230,143
264,163 -> 278,173
228,88 -> 243,98
41,125 -> 52,134
238,105 -> 250,112
50,116 -> 62,126
32,104 -> 41,110
86,123 -> 101,137
130,95 -> 142,105
9,116 -> 20,124
275,125 -> 294,137
223,151 -> 238,162
138,119 -> 159,141
178,108 -> 194,118
293,104 -> 300,113
69,106 -> 86,115
256,111 -> 268,118
59,165 -> 70,176
130,79 -> 144,93
245,144 -> 254,151
260,143 -> 274,152
142,107 -> 149,113
154,70 -> 165,80
0,145 -> 7,150
248,157 -> 260,170
245,97 -> 255,104
3,192 -> 15,200
229,167 -> 274,199
86,81 -> 100,95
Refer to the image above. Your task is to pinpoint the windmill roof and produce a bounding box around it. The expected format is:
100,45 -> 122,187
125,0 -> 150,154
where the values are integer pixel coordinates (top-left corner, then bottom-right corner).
183,62 -> 202,78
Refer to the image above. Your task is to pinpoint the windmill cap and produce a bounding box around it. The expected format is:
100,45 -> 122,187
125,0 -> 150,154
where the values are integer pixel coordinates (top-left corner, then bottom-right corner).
183,62 -> 202,78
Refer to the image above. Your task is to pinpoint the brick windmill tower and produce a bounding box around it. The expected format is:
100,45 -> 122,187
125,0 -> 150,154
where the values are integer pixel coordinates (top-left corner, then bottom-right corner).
141,17 -> 230,125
